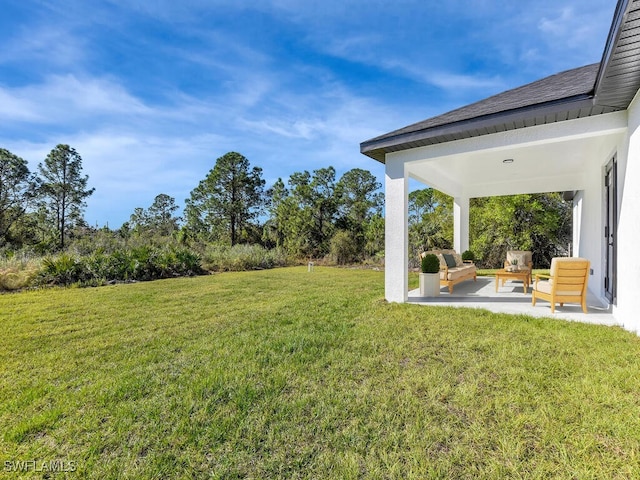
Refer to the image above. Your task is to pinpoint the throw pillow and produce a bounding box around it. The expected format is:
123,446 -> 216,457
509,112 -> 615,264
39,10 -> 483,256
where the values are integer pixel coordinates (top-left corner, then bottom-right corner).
443,253 -> 457,268
513,253 -> 527,266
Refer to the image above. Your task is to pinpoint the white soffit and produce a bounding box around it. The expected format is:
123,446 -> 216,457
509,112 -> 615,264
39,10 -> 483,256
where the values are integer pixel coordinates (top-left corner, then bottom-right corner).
391,112 -> 627,198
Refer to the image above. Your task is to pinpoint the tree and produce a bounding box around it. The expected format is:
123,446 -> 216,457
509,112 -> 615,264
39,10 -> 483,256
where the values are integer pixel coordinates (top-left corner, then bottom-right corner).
364,212 -> 385,258
147,194 -> 180,236
36,144 -> 94,250
262,178 -> 289,248
284,167 -> 338,257
335,168 -> 383,259
307,167 -> 338,256
262,168 -> 340,258
408,188 -> 453,265
129,194 -> 181,238
0,148 -> 36,248
184,152 -> 265,245
469,193 -> 571,268
128,207 -> 149,233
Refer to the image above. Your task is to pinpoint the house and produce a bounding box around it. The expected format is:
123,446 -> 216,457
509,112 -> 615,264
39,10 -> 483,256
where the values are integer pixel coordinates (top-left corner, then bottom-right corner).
360,0 -> 640,334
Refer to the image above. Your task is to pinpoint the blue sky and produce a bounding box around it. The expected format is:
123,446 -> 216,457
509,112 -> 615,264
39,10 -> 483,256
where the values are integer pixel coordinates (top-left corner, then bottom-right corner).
1,0 -> 615,228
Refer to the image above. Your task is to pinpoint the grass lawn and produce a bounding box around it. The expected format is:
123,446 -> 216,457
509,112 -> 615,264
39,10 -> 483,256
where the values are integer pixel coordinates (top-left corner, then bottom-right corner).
1,266 -> 640,479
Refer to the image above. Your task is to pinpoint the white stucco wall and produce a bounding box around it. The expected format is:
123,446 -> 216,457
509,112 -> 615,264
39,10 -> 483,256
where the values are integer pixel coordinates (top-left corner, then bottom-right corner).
616,93 -> 640,333
572,126 -> 629,311
574,163 -> 605,304
384,157 -> 408,303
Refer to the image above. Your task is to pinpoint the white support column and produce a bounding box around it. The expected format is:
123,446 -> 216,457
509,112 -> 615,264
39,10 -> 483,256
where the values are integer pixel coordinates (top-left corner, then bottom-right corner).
385,157 -> 408,303
572,192 -> 583,257
453,196 -> 470,253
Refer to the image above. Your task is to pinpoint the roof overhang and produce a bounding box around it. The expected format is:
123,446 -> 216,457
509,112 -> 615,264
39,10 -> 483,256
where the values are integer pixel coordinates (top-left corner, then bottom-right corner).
593,0 -> 640,108
398,111 -> 628,199
361,0 -> 640,164
361,94 -> 599,162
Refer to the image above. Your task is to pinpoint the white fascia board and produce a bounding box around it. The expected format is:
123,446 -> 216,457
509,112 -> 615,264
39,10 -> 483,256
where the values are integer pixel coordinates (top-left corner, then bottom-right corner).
387,112 -> 628,166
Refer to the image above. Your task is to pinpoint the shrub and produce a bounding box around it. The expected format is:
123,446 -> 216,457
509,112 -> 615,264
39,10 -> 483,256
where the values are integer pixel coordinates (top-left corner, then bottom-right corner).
38,254 -> 83,286
329,231 -> 359,265
462,250 -> 475,262
0,253 -> 41,291
33,245 -> 205,287
420,253 -> 440,273
202,244 -> 289,272
0,266 -> 39,291
5,242 -> 291,289
170,247 -> 203,276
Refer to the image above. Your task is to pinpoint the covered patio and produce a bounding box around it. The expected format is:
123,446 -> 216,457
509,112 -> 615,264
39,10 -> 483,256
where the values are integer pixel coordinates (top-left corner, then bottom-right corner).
361,60 -> 628,325
376,98 -> 625,308
407,277 -> 617,327
361,0 -> 640,334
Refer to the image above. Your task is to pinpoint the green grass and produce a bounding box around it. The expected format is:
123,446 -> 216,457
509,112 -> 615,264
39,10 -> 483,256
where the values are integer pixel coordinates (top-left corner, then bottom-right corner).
1,267 -> 640,479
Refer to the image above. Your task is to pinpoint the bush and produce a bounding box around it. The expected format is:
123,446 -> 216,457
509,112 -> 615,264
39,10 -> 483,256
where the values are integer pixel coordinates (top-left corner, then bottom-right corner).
462,250 -> 475,262
38,254 -> 84,286
420,253 -> 440,273
0,258 -> 40,291
34,245 -> 205,287
202,244 -> 289,272
5,242 -> 291,289
329,231 -> 359,265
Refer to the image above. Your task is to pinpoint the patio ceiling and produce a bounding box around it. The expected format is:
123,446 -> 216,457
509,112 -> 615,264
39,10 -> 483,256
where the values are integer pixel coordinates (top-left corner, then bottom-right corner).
394,112 -> 628,198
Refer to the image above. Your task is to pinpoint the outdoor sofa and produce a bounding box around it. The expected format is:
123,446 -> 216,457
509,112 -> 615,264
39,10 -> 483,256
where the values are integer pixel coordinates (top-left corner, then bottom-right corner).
421,249 -> 477,294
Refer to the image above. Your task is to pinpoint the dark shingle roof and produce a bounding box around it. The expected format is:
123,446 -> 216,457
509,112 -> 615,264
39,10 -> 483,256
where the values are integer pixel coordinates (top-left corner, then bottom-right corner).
361,0 -> 640,163
373,64 -> 599,140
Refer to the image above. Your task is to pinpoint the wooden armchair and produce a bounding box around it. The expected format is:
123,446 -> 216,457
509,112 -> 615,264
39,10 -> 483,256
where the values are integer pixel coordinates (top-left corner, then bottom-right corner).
531,257 -> 590,313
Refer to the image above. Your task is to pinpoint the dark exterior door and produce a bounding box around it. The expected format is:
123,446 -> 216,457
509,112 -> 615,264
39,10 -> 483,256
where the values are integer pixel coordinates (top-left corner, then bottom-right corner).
604,156 -> 617,303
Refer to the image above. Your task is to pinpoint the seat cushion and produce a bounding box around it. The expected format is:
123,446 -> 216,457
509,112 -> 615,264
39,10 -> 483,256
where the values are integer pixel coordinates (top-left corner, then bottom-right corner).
535,281 -> 582,296
442,265 -> 474,281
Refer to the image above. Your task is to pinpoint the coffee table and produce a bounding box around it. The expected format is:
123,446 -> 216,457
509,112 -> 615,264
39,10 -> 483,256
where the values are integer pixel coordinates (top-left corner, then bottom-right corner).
495,268 -> 530,294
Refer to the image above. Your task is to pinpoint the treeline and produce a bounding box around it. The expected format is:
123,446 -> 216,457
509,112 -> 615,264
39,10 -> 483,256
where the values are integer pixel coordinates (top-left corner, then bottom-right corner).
1,149 -> 384,288
179,152 -> 385,263
2,149 -> 383,260
2,145 -> 572,289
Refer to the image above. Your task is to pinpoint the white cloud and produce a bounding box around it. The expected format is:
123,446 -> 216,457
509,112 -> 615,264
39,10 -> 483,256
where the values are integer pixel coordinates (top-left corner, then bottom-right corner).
0,26 -> 86,68
0,75 -> 152,125
537,5 -> 607,50
0,90 -> 44,122
387,61 -> 506,91
239,118 -> 322,140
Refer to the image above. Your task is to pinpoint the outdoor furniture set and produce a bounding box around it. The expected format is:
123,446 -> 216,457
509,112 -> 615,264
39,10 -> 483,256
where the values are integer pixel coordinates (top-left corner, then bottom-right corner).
420,249 -> 590,314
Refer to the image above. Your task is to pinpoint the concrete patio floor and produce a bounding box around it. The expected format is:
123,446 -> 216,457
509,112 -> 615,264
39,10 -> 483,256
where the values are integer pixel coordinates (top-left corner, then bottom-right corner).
408,276 -> 619,327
